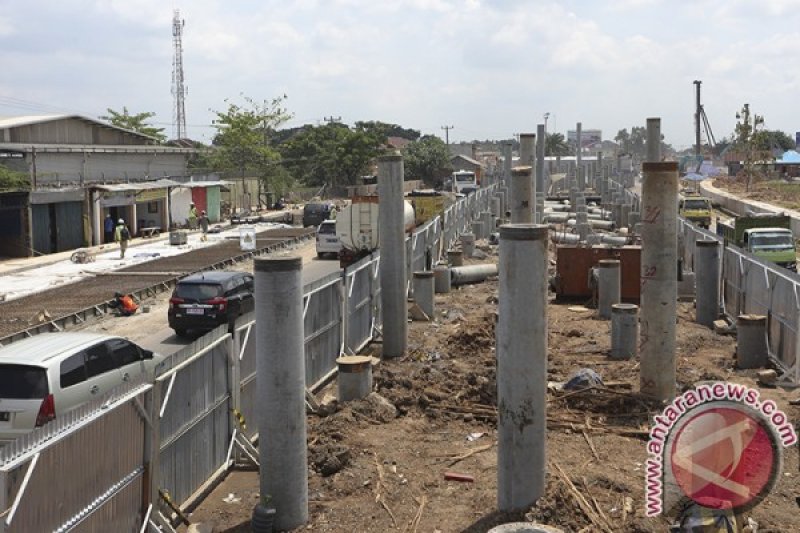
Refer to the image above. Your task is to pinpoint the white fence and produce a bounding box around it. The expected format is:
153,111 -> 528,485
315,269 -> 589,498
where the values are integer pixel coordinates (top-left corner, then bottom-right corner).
678,218 -> 800,384
0,183 -> 497,532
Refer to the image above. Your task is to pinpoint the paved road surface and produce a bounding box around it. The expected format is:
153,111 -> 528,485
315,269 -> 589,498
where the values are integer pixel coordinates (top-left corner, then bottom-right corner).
139,256 -> 341,355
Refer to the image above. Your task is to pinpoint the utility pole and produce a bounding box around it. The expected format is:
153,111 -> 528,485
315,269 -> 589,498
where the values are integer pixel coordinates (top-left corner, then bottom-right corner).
441,125 -> 454,147
543,113 -> 550,134
694,80 -> 702,158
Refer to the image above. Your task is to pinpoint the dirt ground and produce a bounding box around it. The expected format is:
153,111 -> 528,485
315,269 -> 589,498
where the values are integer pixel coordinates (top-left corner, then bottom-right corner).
713,177 -> 800,212
176,239 -> 800,533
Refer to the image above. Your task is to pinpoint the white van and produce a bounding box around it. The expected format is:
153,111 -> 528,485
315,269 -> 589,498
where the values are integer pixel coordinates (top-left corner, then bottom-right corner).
0,332 -> 164,445
316,220 -> 342,258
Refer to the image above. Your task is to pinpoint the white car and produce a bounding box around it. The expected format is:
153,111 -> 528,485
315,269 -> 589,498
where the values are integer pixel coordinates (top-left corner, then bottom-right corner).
0,332 -> 164,445
316,220 -> 342,258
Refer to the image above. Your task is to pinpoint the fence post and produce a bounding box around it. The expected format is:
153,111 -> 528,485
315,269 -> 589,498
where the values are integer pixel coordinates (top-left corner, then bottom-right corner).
227,334 -> 240,441
340,272 -> 349,355
0,470 -> 7,533
143,382 -> 161,525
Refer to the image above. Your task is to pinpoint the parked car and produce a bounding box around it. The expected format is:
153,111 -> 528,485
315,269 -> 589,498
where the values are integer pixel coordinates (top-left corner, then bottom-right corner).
0,332 -> 163,445
168,271 -> 255,336
303,202 -> 333,227
315,220 -> 342,258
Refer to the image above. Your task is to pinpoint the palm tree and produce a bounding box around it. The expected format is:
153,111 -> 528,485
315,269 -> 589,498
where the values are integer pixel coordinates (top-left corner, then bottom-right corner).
545,133 -> 572,156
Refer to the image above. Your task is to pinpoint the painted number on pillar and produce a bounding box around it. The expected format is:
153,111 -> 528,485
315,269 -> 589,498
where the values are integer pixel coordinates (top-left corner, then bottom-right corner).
643,206 -> 661,224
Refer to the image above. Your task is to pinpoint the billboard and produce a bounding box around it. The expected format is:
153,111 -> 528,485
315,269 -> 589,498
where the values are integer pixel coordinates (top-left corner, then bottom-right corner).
567,129 -> 602,148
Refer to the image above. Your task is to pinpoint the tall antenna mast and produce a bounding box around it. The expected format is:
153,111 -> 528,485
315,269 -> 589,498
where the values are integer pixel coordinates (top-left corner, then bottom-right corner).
171,10 -> 187,140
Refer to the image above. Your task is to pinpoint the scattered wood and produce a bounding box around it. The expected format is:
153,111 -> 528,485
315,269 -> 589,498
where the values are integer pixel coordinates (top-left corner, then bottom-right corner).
448,442 -> 493,466
405,495 -> 427,533
374,453 -> 397,528
581,430 -> 600,461
551,461 -> 614,533
444,471 -> 475,482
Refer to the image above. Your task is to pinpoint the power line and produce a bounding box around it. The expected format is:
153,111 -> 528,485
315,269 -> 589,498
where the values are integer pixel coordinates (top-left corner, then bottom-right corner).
441,125 -> 454,146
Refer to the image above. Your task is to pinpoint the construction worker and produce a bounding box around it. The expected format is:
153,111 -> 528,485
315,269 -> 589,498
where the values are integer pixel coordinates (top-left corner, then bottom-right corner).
104,214 -> 115,243
199,210 -> 209,241
188,202 -> 198,229
114,218 -> 131,259
110,292 -> 139,316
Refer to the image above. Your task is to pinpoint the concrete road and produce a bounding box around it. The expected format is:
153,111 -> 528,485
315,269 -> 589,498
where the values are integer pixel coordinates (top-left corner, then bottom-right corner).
139,256 -> 341,356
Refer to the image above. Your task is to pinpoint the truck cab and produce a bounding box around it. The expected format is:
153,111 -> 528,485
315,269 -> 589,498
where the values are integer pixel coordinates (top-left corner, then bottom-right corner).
742,228 -> 797,271
678,196 -> 712,229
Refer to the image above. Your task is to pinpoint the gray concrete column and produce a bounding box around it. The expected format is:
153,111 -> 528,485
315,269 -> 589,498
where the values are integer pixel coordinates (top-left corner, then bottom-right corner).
378,154 -> 407,358
646,118 -> 661,162
492,196 -> 502,220
736,315 -> 768,369
511,166 -> 533,223
503,142 -> 513,185
413,271 -> 435,318
621,203 -> 631,229
575,122 -> 583,190
482,210 -> 494,238
497,224 -> 549,511
255,256 -> 308,530
577,164 -> 586,192
695,240 -> 721,327
519,133 -> 535,168
611,304 -> 639,360
597,259 -> 621,319
472,220 -> 485,241
337,355 -> 372,402
434,264 -> 451,293
536,125 -> 546,222
639,161 -> 679,401
448,249 -> 464,267
460,233 -> 475,257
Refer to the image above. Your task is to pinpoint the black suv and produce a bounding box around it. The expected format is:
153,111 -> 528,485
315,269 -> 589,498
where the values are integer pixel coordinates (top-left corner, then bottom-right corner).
168,271 -> 255,336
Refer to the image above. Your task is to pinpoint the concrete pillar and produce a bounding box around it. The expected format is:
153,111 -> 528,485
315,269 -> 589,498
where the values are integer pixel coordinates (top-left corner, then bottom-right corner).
255,256 -> 308,530
536,125 -> 546,222
695,240 -> 721,327
629,211 -> 640,229
492,196 -> 502,220
503,142 -> 513,185
460,233 -> 475,257
412,271 -> 435,319
577,165 -> 586,192
447,249 -> 464,267
575,122 -> 583,190
611,304 -> 639,360
646,118 -> 661,162
519,133 -> 535,168
736,315 -> 768,369
494,192 -> 505,223
597,259 -> 621,319
471,219 -> 483,241
434,265 -> 451,293
482,211 -> 494,238
378,154 -> 407,358
621,203 -> 631,229
337,355 -> 373,402
497,223 -> 549,511
639,161 -> 679,401
511,166 -> 533,223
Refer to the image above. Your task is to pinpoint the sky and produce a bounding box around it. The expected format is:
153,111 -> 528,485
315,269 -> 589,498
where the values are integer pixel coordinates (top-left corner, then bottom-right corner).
1,0 -> 800,150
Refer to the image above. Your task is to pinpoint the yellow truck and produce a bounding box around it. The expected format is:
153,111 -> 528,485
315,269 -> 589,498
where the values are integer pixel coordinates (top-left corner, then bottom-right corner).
679,195 -> 713,229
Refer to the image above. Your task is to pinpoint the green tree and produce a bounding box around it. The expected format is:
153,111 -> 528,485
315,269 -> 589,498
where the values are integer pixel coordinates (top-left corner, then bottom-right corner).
614,128 -> 631,153
355,121 -> 420,142
0,165 -> 29,190
752,129 -> 795,153
209,95 -> 294,200
545,133 -> 571,156
403,135 -> 452,187
732,104 -> 770,190
100,107 -> 166,142
629,126 -> 647,158
279,123 -> 383,189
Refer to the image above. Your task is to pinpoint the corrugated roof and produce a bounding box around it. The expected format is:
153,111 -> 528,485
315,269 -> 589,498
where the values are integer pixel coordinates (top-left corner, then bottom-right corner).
0,113 -> 158,141
0,143 -> 196,154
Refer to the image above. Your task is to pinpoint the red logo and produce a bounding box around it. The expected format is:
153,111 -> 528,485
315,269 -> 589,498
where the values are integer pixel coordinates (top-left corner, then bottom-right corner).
668,403 -> 781,512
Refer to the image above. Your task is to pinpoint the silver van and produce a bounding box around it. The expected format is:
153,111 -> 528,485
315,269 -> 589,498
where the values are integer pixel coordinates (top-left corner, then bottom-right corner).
0,333 -> 164,445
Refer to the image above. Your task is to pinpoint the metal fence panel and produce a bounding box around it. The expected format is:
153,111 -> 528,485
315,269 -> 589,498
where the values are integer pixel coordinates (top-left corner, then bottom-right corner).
304,277 -> 343,387
344,255 -> 377,354
0,381 -> 149,533
158,327 -> 232,506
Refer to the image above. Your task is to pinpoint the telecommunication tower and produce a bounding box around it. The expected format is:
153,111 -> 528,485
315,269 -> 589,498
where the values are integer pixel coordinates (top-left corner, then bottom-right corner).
171,10 -> 187,140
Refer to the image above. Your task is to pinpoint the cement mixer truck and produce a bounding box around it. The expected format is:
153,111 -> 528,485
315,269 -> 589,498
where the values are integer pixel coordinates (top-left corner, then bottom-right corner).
337,196 -> 416,267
